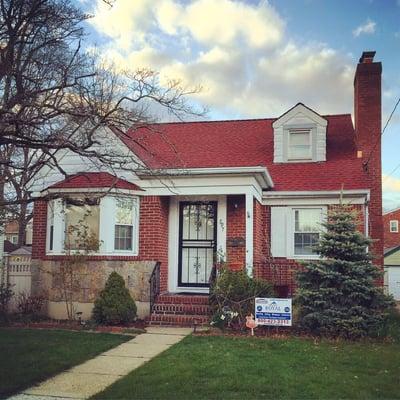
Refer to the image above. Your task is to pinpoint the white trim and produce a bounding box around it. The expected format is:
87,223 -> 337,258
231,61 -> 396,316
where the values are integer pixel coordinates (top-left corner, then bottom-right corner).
40,187 -> 144,196
139,175 -> 265,202
288,206 -> 327,260
137,166 -> 274,189
272,104 -> 328,128
390,220 -> 399,233
168,195 -> 227,294
263,190 -> 370,206
245,192 -> 254,276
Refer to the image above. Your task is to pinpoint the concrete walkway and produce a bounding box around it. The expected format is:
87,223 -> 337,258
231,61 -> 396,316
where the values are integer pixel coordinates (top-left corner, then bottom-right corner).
10,327 -> 192,400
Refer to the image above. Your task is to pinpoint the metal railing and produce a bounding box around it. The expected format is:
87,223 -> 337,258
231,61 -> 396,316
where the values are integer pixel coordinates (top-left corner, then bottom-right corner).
149,261 -> 161,312
209,263 -> 219,288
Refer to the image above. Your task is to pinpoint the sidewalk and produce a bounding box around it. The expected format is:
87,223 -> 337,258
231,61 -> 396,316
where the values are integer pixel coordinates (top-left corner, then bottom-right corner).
10,327 -> 192,400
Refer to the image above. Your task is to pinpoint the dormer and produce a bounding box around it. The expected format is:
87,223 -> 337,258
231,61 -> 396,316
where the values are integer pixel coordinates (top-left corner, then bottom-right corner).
272,103 -> 328,163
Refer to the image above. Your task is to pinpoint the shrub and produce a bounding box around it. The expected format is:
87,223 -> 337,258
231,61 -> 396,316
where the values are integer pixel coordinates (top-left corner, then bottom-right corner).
296,204 -> 394,339
210,266 -> 274,330
92,272 -> 137,325
17,292 -> 45,318
0,279 -> 13,324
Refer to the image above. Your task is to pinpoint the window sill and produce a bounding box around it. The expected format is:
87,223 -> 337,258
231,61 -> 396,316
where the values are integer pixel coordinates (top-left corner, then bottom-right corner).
289,255 -> 320,260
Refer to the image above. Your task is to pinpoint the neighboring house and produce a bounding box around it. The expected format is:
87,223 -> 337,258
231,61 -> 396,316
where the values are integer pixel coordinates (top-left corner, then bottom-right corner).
383,207 -> 400,250
383,208 -> 400,300
384,246 -> 400,301
5,220 -> 33,245
29,51 -> 383,324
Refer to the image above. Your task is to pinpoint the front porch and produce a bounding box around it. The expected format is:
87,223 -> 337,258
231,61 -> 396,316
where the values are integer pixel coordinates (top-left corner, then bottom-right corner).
149,192 -> 256,326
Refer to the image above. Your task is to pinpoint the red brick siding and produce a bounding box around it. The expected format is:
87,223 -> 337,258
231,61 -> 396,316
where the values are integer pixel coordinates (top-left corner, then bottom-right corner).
226,195 -> 246,270
32,196 -> 170,291
32,200 -> 47,259
383,209 -> 400,250
253,198 -> 267,278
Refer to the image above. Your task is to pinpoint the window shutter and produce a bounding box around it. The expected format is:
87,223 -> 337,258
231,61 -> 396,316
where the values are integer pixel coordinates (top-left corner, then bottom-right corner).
271,207 -> 287,257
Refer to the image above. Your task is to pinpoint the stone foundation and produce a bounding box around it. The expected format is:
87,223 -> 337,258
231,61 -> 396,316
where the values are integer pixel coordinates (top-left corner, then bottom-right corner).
31,259 -> 156,321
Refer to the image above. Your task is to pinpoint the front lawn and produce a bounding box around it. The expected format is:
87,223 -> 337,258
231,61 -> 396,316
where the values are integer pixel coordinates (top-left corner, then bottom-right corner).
0,328 -> 130,399
95,334 -> 400,400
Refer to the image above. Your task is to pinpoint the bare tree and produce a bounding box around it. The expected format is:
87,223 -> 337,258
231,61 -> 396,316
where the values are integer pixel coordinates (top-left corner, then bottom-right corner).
0,0 -> 203,244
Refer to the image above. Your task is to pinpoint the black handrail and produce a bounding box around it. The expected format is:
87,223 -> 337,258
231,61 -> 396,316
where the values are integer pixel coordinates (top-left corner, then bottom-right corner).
209,263 -> 218,288
149,261 -> 161,312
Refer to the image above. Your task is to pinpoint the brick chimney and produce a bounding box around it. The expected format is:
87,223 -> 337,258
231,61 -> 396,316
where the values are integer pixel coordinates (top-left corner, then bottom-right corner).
354,51 -> 383,273
354,51 -> 382,157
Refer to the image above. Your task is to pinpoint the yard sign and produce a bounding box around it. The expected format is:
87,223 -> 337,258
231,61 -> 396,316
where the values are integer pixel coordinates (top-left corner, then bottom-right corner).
255,298 -> 292,326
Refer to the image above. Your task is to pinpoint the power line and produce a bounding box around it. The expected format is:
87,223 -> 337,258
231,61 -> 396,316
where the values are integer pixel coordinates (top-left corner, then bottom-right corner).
364,96 -> 400,169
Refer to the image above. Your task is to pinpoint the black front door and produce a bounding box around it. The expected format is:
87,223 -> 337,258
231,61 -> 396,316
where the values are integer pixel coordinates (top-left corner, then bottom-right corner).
178,202 -> 217,287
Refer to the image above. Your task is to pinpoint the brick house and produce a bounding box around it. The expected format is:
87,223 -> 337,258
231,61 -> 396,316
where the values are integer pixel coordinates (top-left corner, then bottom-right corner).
383,208 -> 400,250
30,51 -> 383,324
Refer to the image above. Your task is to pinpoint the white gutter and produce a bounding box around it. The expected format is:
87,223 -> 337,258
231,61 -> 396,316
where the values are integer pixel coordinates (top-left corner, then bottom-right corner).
136,166 -> 274,189
263,189 -> 370,199
263,189 -> 371,206
40,187 -> 144,196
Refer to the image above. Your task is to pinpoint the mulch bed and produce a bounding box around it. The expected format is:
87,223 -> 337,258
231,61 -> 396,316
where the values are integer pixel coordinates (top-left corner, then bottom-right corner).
6,318 -> 148,334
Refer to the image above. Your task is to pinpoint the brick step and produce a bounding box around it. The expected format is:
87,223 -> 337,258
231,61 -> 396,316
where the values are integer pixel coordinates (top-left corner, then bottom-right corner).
157,294 -> 209,305
149,313 -> 209,327
152,303 -> 210,315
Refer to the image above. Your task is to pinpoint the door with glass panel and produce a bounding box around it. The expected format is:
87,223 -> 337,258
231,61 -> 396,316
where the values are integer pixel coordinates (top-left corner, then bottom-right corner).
178,202 -> 217,287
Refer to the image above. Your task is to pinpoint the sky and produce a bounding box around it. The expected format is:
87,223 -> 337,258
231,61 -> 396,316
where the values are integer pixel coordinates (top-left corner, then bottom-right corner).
78,0 -> 400,210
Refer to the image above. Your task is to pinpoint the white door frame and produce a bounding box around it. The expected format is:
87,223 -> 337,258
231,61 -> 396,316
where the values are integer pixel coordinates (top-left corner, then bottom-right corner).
168,195 -> 227,293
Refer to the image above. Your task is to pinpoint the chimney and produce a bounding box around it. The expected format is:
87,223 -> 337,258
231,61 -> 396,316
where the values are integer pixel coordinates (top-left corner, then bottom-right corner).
354,50 -> 382,156
354,51 -> 383,274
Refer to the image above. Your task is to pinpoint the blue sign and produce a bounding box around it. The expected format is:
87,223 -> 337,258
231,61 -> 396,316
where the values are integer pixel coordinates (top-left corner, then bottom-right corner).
255,298 -> 292,326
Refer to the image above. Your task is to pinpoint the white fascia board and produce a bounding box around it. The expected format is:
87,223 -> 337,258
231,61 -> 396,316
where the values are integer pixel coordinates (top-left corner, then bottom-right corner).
263,189 -> 370,205
137,166 -> 274,189
39,187 -> 144,197
138,175 -> 264,201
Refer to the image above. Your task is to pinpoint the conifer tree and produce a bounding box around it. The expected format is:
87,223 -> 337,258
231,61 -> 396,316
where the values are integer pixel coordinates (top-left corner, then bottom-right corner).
296,204 -> 393,338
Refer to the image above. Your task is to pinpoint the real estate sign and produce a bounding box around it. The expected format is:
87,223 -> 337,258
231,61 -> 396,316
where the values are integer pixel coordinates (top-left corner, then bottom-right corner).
255,298 -> 292,326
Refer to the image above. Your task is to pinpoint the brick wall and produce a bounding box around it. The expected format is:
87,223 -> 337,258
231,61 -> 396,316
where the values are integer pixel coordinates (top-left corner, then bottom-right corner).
354,54 -> 383,280
226,195 -> 246,270
383,209 -> 400,250
32,196 -> 170,291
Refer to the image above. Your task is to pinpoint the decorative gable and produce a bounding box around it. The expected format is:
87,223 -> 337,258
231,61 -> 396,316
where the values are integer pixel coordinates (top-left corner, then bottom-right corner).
272,103 -> 328,163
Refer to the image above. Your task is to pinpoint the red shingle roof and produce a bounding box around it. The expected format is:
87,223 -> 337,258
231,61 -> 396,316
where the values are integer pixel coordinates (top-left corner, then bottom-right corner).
119,114 -> 368,191
49,172 -> 142,191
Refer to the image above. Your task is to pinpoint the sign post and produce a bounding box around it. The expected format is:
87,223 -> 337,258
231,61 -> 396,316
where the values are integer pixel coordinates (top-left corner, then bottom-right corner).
255,298 -> 292,327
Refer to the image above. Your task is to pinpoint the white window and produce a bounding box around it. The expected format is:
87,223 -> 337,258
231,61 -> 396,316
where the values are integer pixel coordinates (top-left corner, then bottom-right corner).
271,206 -> 325,259
114,198 -> 135,251
288,129 -> 312,160
64,200 -> 100,251
293,208 -> 323,256
46,195 -> 139,255
390,220 -> 399,233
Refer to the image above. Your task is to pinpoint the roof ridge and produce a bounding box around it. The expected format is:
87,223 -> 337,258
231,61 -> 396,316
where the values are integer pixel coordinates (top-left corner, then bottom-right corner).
132,113 -> 351,127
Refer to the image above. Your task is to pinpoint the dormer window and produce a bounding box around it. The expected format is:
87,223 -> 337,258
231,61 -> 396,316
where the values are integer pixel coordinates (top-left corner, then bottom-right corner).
273,103 -> 327,164
288,128 -> 312,160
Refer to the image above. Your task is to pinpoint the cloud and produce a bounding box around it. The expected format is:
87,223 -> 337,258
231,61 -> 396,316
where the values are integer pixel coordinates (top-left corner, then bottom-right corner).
383,174 -> 400,192
156,0 -> 285,49
382,174 -> 400,211
353,19 -> 376,37
88,0 -> 356,118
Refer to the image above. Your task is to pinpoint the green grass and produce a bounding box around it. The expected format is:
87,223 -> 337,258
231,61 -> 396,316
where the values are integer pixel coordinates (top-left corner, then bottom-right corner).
0,328 -> 130,399
95,334 -> 400,400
